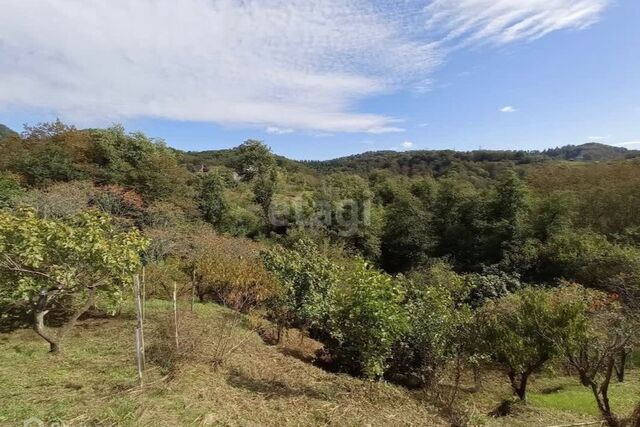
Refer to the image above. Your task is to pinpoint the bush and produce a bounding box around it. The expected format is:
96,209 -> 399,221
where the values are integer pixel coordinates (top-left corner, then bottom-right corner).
326,259 -> 408,378
192,232 -> 277,311
261,239 -> 340,336
390,262 -> 472,385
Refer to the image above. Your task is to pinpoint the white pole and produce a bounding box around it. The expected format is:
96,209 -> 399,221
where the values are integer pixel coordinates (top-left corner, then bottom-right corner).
173,282 -> 179,349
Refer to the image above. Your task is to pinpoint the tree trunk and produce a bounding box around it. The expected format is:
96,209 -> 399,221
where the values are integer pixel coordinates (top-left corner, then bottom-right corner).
614,349 -> 627,383
34,307 -> 60,353
590,358 -> 619,427
33,287 -> 96,354
508,370 -> 530,401
55,287 -> 97,353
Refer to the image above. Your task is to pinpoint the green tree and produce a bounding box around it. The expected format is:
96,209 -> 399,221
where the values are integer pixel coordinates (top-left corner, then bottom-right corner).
0,209 -> 148,353
381,192 -> 434,272
198,171 -> 229,225
233,139 -> 276,180
477,285 -> 587,400
327,260 -> 408,378
392,262 -> 472,385
261,239 -> 340,338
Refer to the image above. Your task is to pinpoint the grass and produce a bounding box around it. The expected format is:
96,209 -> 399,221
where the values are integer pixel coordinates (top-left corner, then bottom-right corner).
0,300 -> 444,426
529,378 -> 640,417
1,300 -> 638,426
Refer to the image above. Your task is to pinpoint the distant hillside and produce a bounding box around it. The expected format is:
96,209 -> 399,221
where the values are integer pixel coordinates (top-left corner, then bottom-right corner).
543,142 -> 637,161
181,142 -> 639,178
0,124 -> 17,140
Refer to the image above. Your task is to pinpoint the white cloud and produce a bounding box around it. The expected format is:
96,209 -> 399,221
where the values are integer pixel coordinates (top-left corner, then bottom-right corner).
425,0 -> 609,46
0,0 -> 609,133
266,126 -> 294,135
500,106 -> 516,113
417,122 -> 430,128
401,141 -> 414,149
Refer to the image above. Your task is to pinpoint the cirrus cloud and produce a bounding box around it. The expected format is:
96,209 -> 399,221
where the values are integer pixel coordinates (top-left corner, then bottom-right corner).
0,0 -> 610,133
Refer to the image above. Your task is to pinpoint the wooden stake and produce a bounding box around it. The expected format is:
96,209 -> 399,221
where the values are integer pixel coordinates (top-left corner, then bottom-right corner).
141,266 -> 146,320
191,269 -> 196,312
133,274 -> 145,385
173,282 -> 179,349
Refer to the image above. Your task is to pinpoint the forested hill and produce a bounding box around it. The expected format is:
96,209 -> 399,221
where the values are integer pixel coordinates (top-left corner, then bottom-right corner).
183,141 -> 640,177
2,123 -> 636,177
0,124 -> 18,140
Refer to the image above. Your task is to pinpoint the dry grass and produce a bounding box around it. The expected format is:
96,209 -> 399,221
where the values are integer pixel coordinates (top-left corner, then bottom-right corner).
2,300 -> 637,426
0,300 -> 445,426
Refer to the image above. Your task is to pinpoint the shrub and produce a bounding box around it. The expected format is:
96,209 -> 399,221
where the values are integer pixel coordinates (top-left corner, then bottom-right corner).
192,232 -> 277,311
148,308 -> 256,376
261,239 -> 340,337
390,262 -> 472,385
326,259 -> 409,378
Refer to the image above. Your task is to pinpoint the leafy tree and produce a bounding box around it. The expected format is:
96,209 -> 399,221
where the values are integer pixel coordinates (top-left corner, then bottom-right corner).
261,239 -> 340,338
198,171 -> 229,225
477,285 -> 587,400
0,173 -> 23,209
391,262 -> 472,385
380,192 -> 434,272
253,169 -> 277,217
0,209 -> 148,353
465,266 -> 524,308
562,291 -> 637,427
233,139 -> 276,180
93,126 -> 191,201
327,260 -> 408,378
190,231 -> 277,311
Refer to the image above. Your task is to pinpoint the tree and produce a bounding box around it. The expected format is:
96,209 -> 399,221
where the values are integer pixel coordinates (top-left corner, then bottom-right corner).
261,239 -> 340,338
198,171 -> 229,225
381,192 -> 434,272
477,285 -> 587,400
0,209 -> 148,353
327,260 -> 408,378
233,139 -> 276,180
391,262 -> 472,385
563,291 -> 637,427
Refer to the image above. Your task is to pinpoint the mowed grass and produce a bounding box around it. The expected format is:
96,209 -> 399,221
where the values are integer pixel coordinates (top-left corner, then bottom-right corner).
0,300 -> 445,426
529,377 -> 640,417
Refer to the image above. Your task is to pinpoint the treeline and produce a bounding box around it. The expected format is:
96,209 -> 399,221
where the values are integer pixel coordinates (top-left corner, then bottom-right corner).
1,121 -> 639,425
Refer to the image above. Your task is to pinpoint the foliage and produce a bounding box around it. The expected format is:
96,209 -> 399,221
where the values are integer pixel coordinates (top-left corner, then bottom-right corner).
465,266 -> 524,308
477,284 -> 589,400
326,259 -> 409,378
0,208 -> 148,352
261,239 -> 340,334
198,170 -> 229,225
562,290 -> 638,426
390,262 -> 472,384
191,231 -> 277,311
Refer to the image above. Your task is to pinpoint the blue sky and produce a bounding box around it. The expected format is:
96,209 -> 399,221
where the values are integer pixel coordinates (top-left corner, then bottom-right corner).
1,0 -> 638,160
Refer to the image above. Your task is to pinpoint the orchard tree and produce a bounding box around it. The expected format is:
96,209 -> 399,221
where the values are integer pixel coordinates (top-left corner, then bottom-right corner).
0,209 -> 148,353
478,285 -> 587,400
563,291 -> 637,427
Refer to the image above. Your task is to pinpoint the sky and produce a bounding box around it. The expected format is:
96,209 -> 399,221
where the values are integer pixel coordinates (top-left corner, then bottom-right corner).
0,0 -> 638,160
